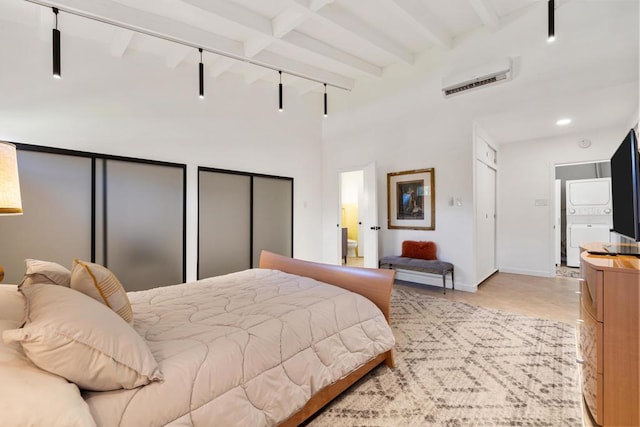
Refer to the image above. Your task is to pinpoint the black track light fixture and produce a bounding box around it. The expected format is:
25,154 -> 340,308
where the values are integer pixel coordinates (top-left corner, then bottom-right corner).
198,48 -> 204,99
278,71 -> 283,112
323,83 -> 327,117
548,0 -> 555,43
52,7 -> 61,78
30,2 -> 353,93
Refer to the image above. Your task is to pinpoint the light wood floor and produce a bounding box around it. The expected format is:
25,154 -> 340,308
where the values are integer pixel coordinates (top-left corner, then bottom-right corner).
396,271 -> 581,325
346,257 -> 581,324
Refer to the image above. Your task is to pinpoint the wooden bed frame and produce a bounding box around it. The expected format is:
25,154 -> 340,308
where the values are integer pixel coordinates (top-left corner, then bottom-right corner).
259,250 -> 395,426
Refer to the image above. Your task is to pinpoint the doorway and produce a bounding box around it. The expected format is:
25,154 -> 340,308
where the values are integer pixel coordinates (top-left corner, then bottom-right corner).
336,162 -> 380,268
340,170 -> 364,267
554,161 -> 611,277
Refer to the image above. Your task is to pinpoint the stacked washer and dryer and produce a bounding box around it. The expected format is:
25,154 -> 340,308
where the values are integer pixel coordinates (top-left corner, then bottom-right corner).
565,177 -> 613,267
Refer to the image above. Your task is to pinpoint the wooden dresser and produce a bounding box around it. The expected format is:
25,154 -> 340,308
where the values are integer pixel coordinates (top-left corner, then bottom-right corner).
579,243 -> 640,427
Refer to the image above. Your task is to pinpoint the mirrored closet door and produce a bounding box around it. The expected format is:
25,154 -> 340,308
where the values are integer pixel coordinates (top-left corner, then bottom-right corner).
0,144 -> 186,290
0,150 -> 93,283
198,168 -> 293,278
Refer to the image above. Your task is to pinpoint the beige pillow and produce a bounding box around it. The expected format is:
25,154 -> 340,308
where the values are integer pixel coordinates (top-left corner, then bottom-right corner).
0,287 -> 96,427
21,259 -> 71,288
70,259 -> 133,323
3,284 -> 163,392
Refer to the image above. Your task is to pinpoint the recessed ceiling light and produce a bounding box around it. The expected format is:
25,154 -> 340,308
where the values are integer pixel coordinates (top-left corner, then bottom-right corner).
556,118 -> 572,126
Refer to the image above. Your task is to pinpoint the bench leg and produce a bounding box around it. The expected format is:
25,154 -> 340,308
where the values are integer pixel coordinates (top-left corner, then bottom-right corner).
442,271 -> 446,294
451,269 -> 455,291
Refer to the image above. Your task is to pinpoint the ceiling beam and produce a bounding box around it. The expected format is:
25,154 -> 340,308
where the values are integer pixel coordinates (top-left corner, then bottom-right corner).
109,28 -> 134,57
468,0 -> 500,29
165,44 -> 192,69
309,0 -> 335,11
182,0 -> 272,34
389,0 -> 452,48
292,0 -> 414,65
244,36 -> 271,58
271,8 -> 307,38
294,78 -> 322,95
282,31 -> 382,77
182,0 -> 379,77
243,66 -> 270,85
209,56 -> 235,78
254,50 -> 354,90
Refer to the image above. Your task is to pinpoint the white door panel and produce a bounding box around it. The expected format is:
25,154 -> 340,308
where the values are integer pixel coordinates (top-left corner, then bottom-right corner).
362,162 -> 379,268
476,161 -> 497,282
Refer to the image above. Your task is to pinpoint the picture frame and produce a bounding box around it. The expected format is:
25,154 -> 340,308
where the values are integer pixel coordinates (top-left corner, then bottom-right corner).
387,168 -> 435,230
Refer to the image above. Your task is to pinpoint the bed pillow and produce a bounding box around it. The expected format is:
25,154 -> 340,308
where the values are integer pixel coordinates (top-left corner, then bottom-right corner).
3,283 -> 163,392
70,259 -> 133,324
401,240 -> 437,260
20,259 -> 71,288
0,285 -> 96,427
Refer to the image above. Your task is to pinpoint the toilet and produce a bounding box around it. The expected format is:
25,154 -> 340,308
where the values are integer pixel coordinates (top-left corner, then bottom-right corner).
347,239 -> 358,257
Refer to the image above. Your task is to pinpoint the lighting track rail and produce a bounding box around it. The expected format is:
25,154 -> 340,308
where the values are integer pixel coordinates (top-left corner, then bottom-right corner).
24,0 -> 350,92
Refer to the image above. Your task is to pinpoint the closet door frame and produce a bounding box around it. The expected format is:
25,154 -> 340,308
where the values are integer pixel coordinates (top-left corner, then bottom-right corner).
15,143 -> 187,284
197,166 -> 293,279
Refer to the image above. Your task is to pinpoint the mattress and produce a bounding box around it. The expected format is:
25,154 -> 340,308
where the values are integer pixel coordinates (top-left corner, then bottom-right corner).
83,268 -> 395,426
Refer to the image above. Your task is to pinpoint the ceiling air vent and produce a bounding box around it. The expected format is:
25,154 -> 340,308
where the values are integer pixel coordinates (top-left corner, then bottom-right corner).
442,58 -> 512,97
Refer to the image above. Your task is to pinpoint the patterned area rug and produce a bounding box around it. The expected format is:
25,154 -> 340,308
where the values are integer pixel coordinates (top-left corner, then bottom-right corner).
308,288 -> 582,426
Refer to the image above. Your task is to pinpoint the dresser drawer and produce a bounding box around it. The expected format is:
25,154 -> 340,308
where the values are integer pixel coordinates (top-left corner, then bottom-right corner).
580,298 -> 604,425
580,297 -> 603,373
580,267 -> 603,321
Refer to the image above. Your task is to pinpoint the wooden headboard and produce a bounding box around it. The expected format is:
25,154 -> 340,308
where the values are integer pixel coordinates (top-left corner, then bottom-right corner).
259,250 -> 395,324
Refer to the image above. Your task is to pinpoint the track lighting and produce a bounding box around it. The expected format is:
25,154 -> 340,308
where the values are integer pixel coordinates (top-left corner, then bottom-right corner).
548,0 -> 555,43
323,83 -> 327,117
198,48 -> 204,99
52,7 -> 61,78
32,3 -> 353,100
278,71 -> 283,112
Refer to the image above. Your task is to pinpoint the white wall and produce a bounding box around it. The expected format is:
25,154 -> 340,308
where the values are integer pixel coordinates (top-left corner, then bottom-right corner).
322,99 -> 475,288
0,19 -> 324,280
321,0 -> 637,289
498,126 -> 629,276
1,2 -> 637,287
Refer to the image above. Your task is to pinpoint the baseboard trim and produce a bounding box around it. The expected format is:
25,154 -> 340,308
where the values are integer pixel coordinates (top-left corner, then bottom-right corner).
394,269 -> 477,293
498,267 -> 555,278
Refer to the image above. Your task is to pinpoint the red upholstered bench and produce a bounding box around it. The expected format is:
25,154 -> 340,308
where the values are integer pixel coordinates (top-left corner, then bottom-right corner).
379,241 -> 454,294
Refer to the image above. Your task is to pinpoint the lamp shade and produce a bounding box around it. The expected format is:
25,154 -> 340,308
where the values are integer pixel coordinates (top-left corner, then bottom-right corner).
0,142 -> 23,214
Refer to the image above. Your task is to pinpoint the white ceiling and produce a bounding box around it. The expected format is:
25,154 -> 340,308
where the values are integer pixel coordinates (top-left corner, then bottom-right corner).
1,0 -> 638,144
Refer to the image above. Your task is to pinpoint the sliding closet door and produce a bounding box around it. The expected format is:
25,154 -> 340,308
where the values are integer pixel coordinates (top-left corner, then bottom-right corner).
252,177 -> 293,267
0,151 -> 92,283
103,160 -> 184,291
198,171 -> 251,278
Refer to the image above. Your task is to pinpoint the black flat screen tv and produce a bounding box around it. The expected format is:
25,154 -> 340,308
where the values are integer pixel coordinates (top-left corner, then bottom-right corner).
609,128 -> 640,249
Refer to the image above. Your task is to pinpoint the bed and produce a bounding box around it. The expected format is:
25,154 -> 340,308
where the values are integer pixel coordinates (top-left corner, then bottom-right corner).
0,251 -> 395,426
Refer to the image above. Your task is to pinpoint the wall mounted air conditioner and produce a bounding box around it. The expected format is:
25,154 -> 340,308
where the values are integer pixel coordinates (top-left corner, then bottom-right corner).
442,58 -> 512,97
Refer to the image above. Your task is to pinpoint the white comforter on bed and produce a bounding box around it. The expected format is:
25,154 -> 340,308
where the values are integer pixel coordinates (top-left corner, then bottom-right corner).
83,268 -> 395,426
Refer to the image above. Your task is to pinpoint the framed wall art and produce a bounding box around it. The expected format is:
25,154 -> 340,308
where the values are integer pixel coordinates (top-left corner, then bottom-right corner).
387,168 -> 435,230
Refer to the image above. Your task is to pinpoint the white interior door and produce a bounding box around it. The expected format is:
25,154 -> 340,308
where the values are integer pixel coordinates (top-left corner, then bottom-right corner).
476,161 -> 497,282
362,162 -> 379,268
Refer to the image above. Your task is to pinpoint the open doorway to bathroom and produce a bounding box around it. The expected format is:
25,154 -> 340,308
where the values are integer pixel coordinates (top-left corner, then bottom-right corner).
340,170 -> 364,267
554,160 -> 611,278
